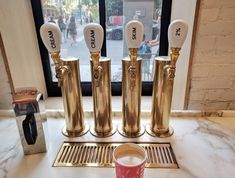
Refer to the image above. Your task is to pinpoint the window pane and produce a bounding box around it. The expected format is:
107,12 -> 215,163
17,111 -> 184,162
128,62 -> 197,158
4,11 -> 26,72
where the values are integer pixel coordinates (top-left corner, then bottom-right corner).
41,0 -> 99,82
106,0 -> 162,82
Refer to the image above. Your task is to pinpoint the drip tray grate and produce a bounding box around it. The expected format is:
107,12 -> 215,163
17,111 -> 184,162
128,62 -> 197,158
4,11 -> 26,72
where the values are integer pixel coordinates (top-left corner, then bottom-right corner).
53,142 -> 178,168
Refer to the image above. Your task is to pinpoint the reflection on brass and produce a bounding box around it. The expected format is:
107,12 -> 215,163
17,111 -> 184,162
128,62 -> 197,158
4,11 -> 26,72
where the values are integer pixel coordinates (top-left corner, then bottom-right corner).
147,52 -> 180,138
53,142 -> 178,168
146,125 -> 174,138
51,52 -> 64,87
119,57 -> 144,137
148,57 -> 172,135
170,48 -> 181,65
91,52 -> 102,87
50,51 -> 89,137
49,51 -> 88,137
90,57 -> 116,137
60,58 -> 89,137
62,125 -> 89,137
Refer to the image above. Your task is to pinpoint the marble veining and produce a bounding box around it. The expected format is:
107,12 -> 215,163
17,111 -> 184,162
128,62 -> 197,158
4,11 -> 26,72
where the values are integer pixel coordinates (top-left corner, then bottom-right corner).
0,119 -> 21,178
0,117 -> 235,178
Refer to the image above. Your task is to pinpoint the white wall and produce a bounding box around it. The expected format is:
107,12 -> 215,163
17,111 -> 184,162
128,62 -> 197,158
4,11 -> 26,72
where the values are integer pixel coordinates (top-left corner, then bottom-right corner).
0,44 -> 12,109
171,0 -> 197,109
0,0 -> 47,98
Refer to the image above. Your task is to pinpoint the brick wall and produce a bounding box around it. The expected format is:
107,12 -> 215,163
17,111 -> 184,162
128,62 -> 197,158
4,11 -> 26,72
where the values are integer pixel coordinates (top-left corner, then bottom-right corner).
188,0 -> 235,110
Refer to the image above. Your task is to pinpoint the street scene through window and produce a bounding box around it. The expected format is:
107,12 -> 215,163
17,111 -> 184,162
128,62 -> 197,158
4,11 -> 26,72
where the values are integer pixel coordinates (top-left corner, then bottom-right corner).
41,0 -> 162,82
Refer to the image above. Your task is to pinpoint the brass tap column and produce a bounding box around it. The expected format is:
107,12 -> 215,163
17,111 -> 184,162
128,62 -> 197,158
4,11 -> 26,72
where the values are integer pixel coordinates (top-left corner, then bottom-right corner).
84,23 -> 116,137
120,56 -> 144,137
118,20 -> 145,137
146,20 -> 188,137
90,57 -> 115,137
40,23 -> 89,137
61,58 -> 89,137
146,57 -> 174,137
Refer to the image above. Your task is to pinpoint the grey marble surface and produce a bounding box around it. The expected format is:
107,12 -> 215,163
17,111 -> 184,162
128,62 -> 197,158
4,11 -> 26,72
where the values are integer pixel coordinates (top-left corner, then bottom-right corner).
0,116 -> 235,178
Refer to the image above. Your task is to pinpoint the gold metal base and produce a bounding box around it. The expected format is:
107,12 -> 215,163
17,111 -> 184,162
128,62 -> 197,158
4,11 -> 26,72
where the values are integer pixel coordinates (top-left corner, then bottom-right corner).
118,125 -> 145,138
146,124 -> 174,138
90,125 -> 117,137
62,124 -> 89,137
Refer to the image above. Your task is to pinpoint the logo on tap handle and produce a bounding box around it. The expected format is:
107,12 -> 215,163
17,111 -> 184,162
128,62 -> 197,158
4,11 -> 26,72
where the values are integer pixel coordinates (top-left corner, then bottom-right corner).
90,30 -> 96,48
40,23 -> 61,53
175,28 -> 181,36
132,27 -> 136,40
48,31 -> 56,49
84,23 -> 103,53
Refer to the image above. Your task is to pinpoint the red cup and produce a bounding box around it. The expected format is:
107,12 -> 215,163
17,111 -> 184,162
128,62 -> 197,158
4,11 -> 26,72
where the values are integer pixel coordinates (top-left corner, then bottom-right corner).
113,143 -> 147,178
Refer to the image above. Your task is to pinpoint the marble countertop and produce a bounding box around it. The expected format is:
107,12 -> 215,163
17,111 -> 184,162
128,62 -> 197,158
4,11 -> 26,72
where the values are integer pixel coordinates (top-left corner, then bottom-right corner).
0,116 -> 235,178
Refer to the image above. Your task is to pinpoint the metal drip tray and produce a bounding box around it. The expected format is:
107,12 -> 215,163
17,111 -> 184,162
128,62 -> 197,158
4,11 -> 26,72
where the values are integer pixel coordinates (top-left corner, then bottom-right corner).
53,142 -> 178,168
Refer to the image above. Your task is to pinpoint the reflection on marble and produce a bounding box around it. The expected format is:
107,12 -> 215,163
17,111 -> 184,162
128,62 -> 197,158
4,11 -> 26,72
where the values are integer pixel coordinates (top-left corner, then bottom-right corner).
0,116 -> 235,178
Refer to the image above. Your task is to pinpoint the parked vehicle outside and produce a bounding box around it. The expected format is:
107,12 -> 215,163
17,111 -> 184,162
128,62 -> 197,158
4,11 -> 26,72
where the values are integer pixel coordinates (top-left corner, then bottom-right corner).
106,25 -> 123,40
106,20 -> 159,40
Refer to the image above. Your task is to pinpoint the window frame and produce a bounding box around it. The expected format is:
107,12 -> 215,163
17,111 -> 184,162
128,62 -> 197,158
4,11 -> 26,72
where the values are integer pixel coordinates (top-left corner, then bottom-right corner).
31,0 -> 172,96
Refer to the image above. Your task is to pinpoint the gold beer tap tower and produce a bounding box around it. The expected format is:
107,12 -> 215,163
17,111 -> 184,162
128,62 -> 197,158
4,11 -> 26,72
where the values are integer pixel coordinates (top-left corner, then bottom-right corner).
84,23 -> 116,137
146,20 -> 188,137
118,20 -> 145,137
40,23 -> 89,137
39,19 -> 188,140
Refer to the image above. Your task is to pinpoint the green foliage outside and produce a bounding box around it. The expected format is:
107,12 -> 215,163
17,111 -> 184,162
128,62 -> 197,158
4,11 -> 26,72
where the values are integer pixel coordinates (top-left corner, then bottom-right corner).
43,0 -> 99,18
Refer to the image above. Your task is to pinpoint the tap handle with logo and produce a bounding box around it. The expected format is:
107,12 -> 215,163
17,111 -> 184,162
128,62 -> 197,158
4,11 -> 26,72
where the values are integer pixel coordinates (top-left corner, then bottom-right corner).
168,19 -> 188,49
40,23 -> 64,86
125,20 -> 144,88
83,23 -> 104,53
125,20 -> 144,49
40,23 -> 61,53
84,23 -> 104,87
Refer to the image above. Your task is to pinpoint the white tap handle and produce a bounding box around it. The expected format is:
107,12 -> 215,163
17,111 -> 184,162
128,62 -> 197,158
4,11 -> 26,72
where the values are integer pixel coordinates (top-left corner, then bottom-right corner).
168,19 -> 188,48
83,23 -> 104,53
40,23 -> 61,53
125,20 -> 144,49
